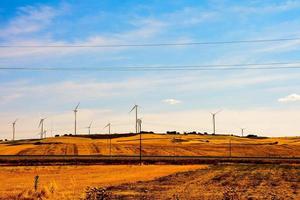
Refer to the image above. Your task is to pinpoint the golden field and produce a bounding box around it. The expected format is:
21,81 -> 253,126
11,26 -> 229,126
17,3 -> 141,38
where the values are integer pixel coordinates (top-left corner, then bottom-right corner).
1,134 -> 299,199
0,133 -> 299,157
0,164 -> 299,199
0,165 -> 203,199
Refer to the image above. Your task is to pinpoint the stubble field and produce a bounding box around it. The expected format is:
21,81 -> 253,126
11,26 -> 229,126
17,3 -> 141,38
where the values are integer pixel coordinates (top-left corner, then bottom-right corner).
0,133 -> 299,157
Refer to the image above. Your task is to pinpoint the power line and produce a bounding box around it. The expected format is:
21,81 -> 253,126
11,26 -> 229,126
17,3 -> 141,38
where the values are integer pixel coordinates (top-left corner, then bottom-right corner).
1,37 -> 300,48
1,61 -> 300,71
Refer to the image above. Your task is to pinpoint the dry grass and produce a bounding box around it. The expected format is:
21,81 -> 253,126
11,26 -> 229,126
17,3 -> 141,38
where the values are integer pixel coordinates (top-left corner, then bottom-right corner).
107,164 -> 300,199
1,134 -> 300,157
0,164 -> 204,199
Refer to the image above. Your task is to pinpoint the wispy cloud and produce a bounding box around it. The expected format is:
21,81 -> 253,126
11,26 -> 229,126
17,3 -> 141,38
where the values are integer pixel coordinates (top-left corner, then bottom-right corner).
0,5 -> 65,38
166,7 -> 217,26
162,99 -> 181,105
231,1 -> 300,14
278,93 -> 300,102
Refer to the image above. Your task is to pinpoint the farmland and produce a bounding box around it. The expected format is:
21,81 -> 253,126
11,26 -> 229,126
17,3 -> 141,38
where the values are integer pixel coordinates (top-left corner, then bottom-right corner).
1,134 -> 300,199
0,133 -> 299,157
0,165 -> 204,199
108,164 -> 300,199
0,164 -> 299,199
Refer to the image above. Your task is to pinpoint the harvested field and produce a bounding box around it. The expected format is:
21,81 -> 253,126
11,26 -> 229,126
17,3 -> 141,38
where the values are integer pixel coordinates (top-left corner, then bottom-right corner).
107,164 -> 300,199
0,134 -> 300,157
0,165 -> 203,199
1,164 -> 299,199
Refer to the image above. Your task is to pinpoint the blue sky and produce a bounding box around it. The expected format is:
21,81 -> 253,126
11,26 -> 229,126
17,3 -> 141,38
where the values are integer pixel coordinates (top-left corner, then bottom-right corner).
0,0 -> 300,138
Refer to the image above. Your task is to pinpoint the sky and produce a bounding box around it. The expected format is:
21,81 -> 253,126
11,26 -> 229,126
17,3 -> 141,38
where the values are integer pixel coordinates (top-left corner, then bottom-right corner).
0,0 -> 300,139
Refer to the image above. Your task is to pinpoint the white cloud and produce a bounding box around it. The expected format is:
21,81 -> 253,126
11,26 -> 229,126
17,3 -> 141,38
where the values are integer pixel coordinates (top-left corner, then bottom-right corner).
0,5 -> 63,38
162,99 -> 181,105
166,7 -> 217,26
231,1 -> 300,14
0,14 -> 166,59
278,93 -> 300,103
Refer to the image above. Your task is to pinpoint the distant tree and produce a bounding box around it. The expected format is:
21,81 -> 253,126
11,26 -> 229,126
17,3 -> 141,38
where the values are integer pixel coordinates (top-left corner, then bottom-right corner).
246,134 -> 258,138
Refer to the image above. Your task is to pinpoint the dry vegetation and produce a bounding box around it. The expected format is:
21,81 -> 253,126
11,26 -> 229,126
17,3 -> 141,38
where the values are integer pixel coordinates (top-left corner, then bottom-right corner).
0,134 -> 300,157
0,164 -> 299,199
107,164 -> 300,199
0,164 -> 203,199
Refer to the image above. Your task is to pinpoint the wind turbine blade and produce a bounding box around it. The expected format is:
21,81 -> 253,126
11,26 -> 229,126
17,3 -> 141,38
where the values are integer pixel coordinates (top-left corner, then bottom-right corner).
75,102 -> 80,110
103,123 -> 109,128
89,121 -> 93,127
38,119 -> 43,128
129,105 -> 137,113
216,109 -> 222,114
13,119 -> 18,124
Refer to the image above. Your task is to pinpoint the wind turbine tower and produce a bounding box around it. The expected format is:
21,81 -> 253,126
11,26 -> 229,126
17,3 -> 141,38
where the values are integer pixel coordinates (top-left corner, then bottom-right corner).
130,104 -> 142,164
12,119 -> 18,141
104,123 -> 112,156
211,110 -> 222,135
137,118 -> 142,133
73,103 -> 80,135
38,118 -> 46,139
241,128 -> 245,137
87,121 -> 93,135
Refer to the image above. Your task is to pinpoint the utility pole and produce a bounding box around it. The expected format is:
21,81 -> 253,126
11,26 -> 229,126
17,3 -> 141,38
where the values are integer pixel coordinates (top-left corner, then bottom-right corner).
229,138 -> 232,157
108,123 -> 111,156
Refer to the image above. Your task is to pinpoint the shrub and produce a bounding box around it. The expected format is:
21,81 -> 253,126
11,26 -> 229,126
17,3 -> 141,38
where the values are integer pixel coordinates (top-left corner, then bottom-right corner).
85,187 -> 112,200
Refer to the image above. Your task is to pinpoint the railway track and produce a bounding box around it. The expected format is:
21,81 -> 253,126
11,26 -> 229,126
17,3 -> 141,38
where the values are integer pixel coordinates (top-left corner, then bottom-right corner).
0,155 -> 300,166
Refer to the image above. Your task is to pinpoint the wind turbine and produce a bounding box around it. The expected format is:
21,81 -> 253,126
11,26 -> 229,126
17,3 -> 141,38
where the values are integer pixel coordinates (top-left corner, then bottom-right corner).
43,130 -> 47,138
12,119 -> 18,141
73,102 -> 80,135
137,118 -> 142,133
129,104 -> 142,164
104,123 -> 112,156
86,121 -> 93,135
129,104 -> 138,134
241,128 -> 245,137
38,118 -> 46,139
210,110 -> 222,135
